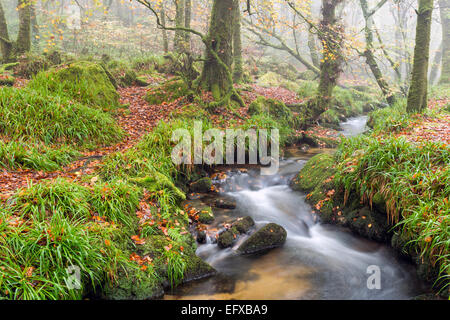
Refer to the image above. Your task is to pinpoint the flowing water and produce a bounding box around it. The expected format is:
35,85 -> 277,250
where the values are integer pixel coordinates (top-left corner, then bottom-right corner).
165,116 -> 429,300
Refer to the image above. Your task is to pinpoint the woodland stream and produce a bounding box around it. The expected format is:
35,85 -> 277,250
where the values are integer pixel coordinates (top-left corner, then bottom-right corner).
165,116 -> 429,300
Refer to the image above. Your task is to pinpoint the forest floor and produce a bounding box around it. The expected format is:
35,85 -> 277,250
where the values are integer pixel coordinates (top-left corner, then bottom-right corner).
395,98 -> 450,145
0,82 -> 339,199
0,82 -> 175,197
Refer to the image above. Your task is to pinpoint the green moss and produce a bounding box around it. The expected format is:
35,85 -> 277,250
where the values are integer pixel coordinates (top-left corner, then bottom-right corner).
189,177 -> 212,193
238,223 -> 287,254
256,72 -> 284,87
291,153 -> 336,193
217,230 -> 235,248
319,109 -> 340,125
102,266 -> 163,300
297,80 -> 318,99
217,216 -> 255,249
130,172 -> 186,202
145,79 -> 191,105
248,96 -> 293,126
233,216 -> 255,233
28,61 -> 120,110
197,206 -> 215,224
183,255 -> 216,282
298,70 -> 317,81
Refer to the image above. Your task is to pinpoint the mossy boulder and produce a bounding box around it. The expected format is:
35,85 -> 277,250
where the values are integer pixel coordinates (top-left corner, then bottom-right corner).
217,229 -> 235,248
102,266 -> 164,300
214,196 -> 237,209
217,216 -> 255,249
248,96 -> 293,125
318,109 -> 341,126
291,153 -> 336,192
298,70 -> 317,81
146,78 -> 191,105
183,255 -> 216,282
118,70 -> 149,87
130,172 -> 186,202
256,72 -> 284,88
344,206 -> 390,242
238,223 -> 287,254
189,177 -> 212,193
197,206 -> 215,224
233,216 -> 255,234
29,61 -> 120,110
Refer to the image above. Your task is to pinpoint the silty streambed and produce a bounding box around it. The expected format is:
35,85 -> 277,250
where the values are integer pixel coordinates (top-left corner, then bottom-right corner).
164,117 -> 429,300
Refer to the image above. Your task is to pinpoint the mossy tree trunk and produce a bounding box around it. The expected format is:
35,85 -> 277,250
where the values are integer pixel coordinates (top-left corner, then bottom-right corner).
0,0 -> 12,62
16,0 -> 31,55
0,0 -> 31,62
360,0 -> 395,105
199,0 -> 234,100
308,31 -> 320,68
232,0 -> 243,83
160,4 -> 169,53
406,0 -> 434,113
174,0 -> 186,53
184,0 -> 192,52
438,0 -> 449,84
313,0 -> 344,119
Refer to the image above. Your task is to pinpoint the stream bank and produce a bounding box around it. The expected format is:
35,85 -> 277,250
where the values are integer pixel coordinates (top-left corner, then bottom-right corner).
163,116 -> 433,300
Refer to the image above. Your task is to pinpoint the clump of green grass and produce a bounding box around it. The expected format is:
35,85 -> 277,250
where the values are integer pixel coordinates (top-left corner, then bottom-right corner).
28,61 -> 120,111
335,135 -> 449,292
429,84 -> 450,101
0,86 -> 123,146
242,113 -> 293,147
0,205 -> 133,300
297,80 -> 318,100
367,98 -> 410,132
0,140 -> 80,171
12,178 -> 91,223
0,177 -> 143,299
89,179 -> 141,229
165,249 -> 186,288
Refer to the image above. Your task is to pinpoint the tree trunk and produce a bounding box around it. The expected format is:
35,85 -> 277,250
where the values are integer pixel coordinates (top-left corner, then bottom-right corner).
307,1 -> 320,68
313,0 -> 344,119
174,0 -> 186,53
308,31 -> 320,68
407,0 -> 434,113
360,0 -> 395,104
199,0 -> 234,100
438,0 -> 449,84
429,43 -> 442,85
30,3 -> 39,48
16,0 -> 31,55
184,0 -> 191,51
160,5 -> 169,53
0,0 -> 12,62
232,0 -> 243,83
